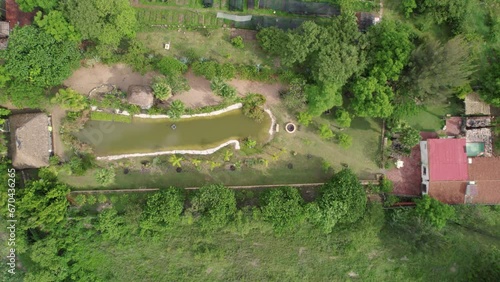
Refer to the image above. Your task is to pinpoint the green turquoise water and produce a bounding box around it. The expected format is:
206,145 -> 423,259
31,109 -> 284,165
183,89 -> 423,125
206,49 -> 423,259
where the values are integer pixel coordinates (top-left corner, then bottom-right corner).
466,142 -> 485,157
75,109 -> 271,156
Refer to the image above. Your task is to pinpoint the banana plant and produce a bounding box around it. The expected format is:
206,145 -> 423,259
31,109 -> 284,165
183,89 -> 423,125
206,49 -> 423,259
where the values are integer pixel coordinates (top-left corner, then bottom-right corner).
223,150 -> 233,162
169,155 -> 184,167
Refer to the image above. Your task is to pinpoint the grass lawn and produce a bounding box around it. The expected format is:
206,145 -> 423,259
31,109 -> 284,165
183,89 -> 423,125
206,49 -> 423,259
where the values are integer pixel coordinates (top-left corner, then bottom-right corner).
137,29 -> 272,66
405,98 -> 464,132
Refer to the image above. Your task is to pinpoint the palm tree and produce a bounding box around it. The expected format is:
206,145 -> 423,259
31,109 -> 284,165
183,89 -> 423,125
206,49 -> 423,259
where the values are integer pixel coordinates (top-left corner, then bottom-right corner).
191,158 -> 202,168
169,155 -> 184,167
209,161 -> 221,171
223,150 -> 233,162
259,158 -> 269,167
271,153 -> 279,161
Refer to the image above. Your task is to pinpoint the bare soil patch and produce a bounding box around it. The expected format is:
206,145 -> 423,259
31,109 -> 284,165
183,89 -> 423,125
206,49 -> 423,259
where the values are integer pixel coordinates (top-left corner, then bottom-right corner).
64,63 -> 157,95
228,79 -> 285,106
171,70 -> 223,108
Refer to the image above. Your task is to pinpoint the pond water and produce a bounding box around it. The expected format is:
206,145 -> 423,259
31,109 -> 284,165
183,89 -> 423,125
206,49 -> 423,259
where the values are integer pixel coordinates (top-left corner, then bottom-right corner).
75,109 -> 271,156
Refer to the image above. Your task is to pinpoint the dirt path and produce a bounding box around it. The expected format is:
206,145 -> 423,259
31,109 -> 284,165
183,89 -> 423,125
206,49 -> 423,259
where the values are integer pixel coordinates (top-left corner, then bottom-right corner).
229,79 -> 284,106
64,63 -> 157,95
171,70 -> 223,108
172,71 -> 286,108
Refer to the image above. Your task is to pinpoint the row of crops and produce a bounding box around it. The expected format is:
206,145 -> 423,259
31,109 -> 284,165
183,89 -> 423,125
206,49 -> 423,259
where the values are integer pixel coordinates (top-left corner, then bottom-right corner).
136,8 -> 224,28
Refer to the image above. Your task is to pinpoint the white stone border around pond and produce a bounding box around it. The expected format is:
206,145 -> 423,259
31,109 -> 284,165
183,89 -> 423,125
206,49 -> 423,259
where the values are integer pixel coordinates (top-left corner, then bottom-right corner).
93,103 -> 276,160
97,140 -> 241,161
264,108 -> 276,136
125,103 -> 244,119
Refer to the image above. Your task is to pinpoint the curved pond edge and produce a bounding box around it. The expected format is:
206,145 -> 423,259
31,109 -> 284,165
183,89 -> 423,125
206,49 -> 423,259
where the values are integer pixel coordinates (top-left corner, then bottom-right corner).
94,104 -> 275,160
97,140 -> 241,161
130,103 -> 244,119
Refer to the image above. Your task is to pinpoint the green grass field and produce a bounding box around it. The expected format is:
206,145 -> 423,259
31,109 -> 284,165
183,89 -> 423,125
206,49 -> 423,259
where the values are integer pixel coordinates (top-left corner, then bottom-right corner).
137,29 -> 272,65
405,99 -> 464,132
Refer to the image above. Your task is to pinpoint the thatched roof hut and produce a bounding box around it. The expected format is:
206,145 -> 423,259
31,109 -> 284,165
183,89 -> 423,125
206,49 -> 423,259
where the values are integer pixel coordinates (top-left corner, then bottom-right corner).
465,93 -> 490,115
9,113 -> 51,169
127,85 -> 154,110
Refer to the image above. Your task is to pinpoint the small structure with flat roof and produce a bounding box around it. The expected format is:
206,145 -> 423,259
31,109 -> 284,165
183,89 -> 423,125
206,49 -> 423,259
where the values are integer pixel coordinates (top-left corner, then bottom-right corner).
465,93 -> 490,115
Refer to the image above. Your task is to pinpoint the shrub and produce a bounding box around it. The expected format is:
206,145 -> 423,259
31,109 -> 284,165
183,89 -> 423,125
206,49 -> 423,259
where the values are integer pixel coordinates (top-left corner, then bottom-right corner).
297,112 -> 313,126
242,93 -> 266,121
74,194 -> 86,206
318,124 -> 335,140
51,88 -> 88,111
152,77 -> 172,101
156,56 -> 187,77
210,77 -> 237,100
414,195 -> 455,229
399,126 -> 421,149
244,138 -> 257,149
231,36 -> 244,48
86,195 -> 97,205
192,61 -> 218,80
281,78 -> 306,112
97,194 -> 108,204
141,188 -> 185,234
218,63 -> 236,80
337,133 -> 353,149
379,177 -> 394,193
94,168 -> 116,186
68,154 -> 95,176
167,100 -> 185,119
335,109 -> 352,128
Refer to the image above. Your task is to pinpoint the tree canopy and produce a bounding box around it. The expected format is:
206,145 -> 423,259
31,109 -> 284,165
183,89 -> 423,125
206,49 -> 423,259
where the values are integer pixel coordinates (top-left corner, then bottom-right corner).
414,195 -> 455,229
34,10 -> 81,42
17,169 -> 70,232
317,168 -> 367,233
400,36 -> 476,102
141,189 -> 185,234
260,187 -> 305,233
16,0 -> 58,12
191,184 -> 237,230
65,0 -> 137,57
4,26 -> 80,88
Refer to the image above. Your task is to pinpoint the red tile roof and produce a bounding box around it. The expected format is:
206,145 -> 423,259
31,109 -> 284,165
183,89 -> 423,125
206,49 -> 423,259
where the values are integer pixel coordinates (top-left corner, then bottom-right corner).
468,157 -> 500,204
5,0 -> 36,30
429,181 -> 466,204
428,139 -> 468,181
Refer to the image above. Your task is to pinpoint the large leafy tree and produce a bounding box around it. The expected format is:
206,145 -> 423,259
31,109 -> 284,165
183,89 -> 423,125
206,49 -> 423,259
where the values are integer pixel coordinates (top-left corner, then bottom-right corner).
414,195 -> 455,229
306,83 -> 342,116
4,26 -> 79,100
400,36 -> 476,102
34,11 -> 81,42
191,184 -> 237,230
366,20 -> 414,83
480,47 -> 500,106
260,187 -> 305,233
65,0 -> 137,57
140,188 -> 185,235
317,168 -> 367,233
16,0 -> 58,12
17,169 -> 70,232
351,76 -> 394,118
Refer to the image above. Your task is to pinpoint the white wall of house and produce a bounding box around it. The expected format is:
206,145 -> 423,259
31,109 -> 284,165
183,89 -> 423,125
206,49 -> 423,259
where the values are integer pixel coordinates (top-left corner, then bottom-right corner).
420,141 -> 429,183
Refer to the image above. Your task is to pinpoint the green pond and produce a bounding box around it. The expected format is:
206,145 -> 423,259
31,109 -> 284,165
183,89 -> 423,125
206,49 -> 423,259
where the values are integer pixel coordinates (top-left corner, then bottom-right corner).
75,109 -> 271,156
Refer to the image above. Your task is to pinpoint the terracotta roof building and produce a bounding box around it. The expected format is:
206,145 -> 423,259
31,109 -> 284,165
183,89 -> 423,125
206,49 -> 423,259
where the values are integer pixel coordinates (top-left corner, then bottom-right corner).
5,0 -> 36,30
9,113 -> 51,169
420,138 -> 500,205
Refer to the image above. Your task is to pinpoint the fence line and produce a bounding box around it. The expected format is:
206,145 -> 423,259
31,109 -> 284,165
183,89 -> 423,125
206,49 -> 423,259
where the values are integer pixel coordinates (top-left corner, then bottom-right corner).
69,180 -> 380,194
